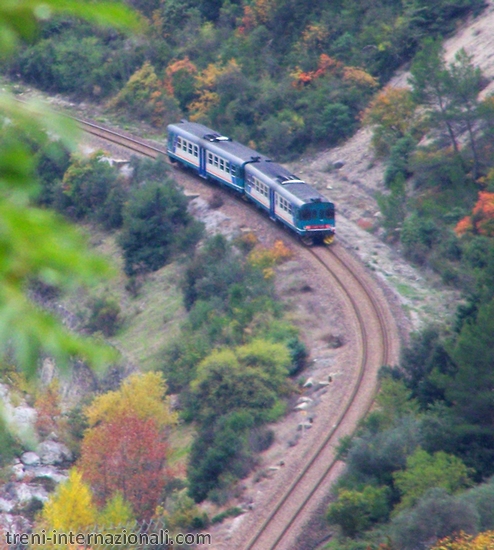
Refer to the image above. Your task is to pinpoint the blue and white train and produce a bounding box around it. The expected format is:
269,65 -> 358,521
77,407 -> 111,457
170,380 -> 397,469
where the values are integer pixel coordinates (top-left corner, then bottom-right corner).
167,121 -> 335,245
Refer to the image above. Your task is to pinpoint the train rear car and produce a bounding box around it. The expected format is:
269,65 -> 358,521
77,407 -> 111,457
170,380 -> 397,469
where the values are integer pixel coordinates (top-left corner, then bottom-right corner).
167,121 -> 266,192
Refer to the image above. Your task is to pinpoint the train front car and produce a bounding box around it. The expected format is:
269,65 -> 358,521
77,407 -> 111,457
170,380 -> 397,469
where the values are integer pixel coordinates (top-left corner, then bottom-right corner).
249,161 -> 335,245
279,180 -> 334,245
296,192 -> 335,245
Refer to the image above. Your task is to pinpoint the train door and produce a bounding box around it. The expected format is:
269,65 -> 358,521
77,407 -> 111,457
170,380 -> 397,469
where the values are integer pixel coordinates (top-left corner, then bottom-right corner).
269,188 -> 276,220
198,147 -> 207,178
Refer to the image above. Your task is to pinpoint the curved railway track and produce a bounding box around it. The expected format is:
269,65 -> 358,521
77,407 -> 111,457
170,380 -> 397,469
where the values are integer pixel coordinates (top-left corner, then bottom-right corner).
240,243 -> 394,550
75,117 -> 400,550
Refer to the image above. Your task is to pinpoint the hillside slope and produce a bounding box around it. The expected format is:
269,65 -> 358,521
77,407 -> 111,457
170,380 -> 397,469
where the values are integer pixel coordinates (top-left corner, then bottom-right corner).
288,1 -> 494,331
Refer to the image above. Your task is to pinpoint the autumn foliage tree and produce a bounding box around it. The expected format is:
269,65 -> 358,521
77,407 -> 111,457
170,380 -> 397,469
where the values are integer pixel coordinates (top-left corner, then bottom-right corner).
164,57 -> 198,112
362,86 -> 418,156
430,531 -> 494,549
189,59 -> 242,122
40,469 -> 98,533
109,61 -> 181,127
37,471 -> 137,545
78,411 -> 168,519
84,371 -> 176,429
34,380 -> 61,438
78,372 -> 176,519
455,192 -> 494,237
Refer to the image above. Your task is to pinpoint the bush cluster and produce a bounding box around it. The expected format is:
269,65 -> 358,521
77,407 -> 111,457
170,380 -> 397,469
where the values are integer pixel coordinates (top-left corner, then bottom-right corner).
327,296 -> 494,547
162,235 -> 306,502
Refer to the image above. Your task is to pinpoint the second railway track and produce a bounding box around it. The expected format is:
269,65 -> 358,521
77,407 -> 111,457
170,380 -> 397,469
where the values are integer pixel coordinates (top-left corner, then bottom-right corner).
76,117 -> 401,550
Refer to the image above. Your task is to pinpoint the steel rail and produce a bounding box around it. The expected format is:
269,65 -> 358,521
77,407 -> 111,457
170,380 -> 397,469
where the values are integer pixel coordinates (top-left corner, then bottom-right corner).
74,117 -> 165,158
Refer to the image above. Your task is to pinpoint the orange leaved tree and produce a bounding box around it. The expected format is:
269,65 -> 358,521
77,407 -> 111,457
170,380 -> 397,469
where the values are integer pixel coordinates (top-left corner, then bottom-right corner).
78,411 -> 168,520
455,192 -> 494,237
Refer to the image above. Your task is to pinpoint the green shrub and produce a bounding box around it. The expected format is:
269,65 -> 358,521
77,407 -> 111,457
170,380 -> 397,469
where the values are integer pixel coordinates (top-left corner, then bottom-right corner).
211,507 -> 243,525
118,179 -> 203,276
376,175 -> 407,240
187,411 -> 255,503
327,485 -> 390,538
401,214 -> 440,264
384,135 -> 416,187
61,152 -> 121,221
390,488 -> 477,550
393,448 -> 473,512
86,295 -> 122,337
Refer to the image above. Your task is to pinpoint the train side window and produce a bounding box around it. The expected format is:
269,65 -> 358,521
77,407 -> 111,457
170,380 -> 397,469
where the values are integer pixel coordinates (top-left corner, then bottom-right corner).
226,163 -> 230,174
214,155 -> 219,167
176,137 -> 182,148
208,153 -> 213,164
279,197 -> 292,214
231,165 -> 236,176
220,159 -> 225,171
188,143 -> 193,154
194,145 -> 198,157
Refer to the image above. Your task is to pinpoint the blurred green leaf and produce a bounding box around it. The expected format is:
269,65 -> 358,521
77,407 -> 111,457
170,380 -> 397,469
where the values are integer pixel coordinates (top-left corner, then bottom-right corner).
0,1 -> 142,59
0,0 -> 139,374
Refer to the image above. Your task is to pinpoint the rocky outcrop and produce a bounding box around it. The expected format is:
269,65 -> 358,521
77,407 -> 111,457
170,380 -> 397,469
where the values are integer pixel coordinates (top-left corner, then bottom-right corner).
1,384 -> 71,535
37,441 -> 72,466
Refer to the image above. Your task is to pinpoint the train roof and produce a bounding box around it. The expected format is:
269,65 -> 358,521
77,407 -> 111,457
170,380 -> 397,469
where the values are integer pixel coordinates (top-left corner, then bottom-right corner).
249,161 -> 332,206
168,121 -> 269,163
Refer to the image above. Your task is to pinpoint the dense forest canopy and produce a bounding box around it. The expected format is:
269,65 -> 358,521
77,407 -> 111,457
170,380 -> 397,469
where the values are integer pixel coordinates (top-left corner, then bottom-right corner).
4,0 -> 484,157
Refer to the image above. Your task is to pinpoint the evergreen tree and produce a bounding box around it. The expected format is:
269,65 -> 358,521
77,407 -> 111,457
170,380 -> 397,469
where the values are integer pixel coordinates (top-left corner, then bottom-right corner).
118,178 -> 202,276
410,39 -> 462,159
447,299 -> 494,427
410,40 -> 483,178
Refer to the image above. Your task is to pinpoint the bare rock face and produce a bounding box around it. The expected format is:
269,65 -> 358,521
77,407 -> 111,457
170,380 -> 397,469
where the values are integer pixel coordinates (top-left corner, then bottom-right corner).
14,484 -> 49,505
37,441 -> 72,465
20,452 -> 40,467
0,498 -> 14,513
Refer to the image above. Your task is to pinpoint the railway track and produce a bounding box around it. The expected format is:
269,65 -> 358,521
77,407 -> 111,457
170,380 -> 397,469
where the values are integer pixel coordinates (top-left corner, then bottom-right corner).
240,243 -> 394,550
74,117 -> 165,158
75,117 -> 400,550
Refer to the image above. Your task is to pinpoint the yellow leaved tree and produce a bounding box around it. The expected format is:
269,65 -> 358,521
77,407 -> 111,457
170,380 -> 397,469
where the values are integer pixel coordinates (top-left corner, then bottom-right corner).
84,371 -> 177,429
430,531 -> 494,549
40,469 -> 97,532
